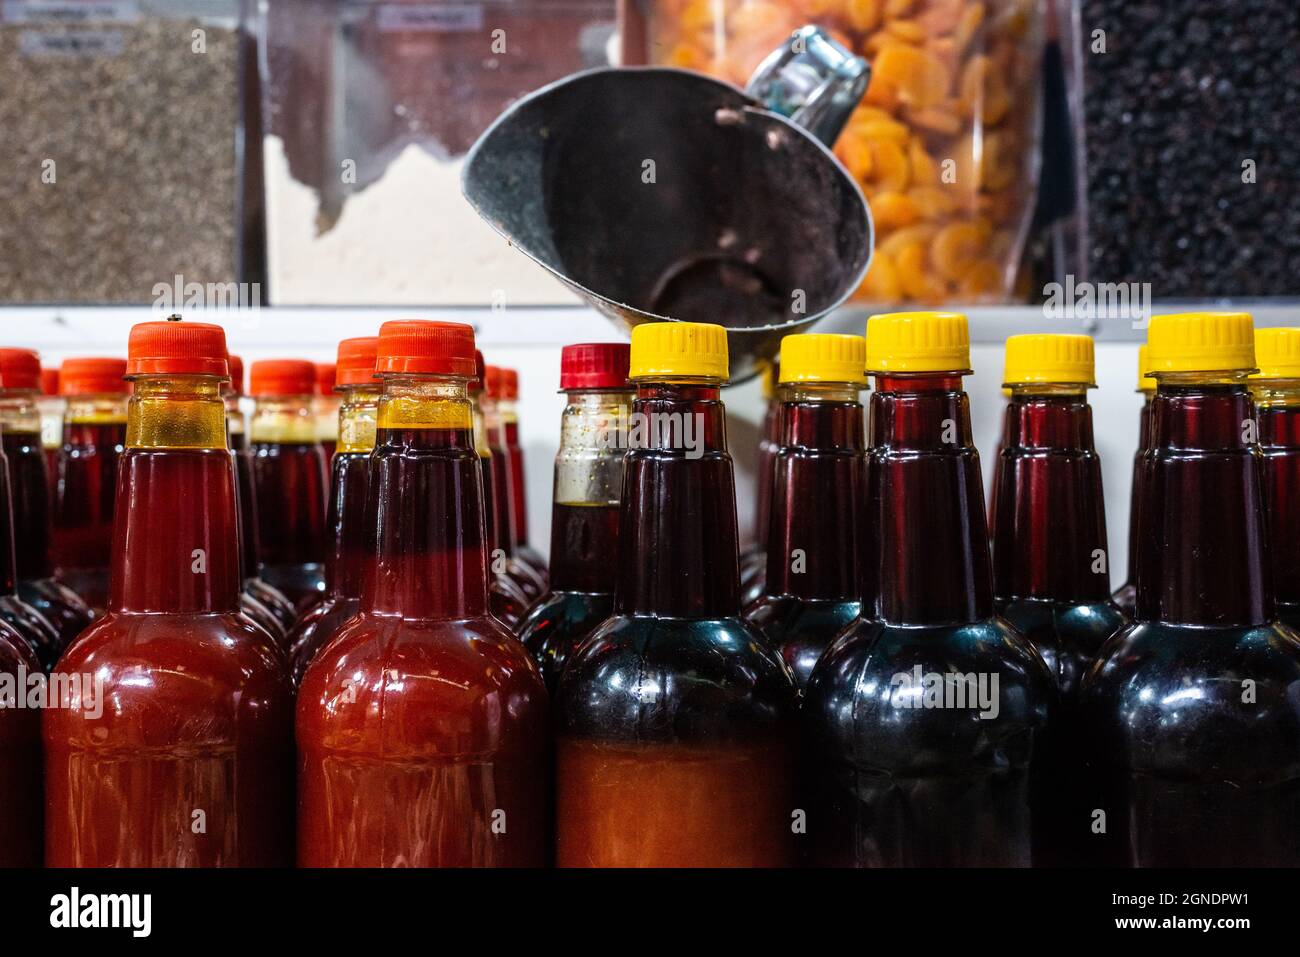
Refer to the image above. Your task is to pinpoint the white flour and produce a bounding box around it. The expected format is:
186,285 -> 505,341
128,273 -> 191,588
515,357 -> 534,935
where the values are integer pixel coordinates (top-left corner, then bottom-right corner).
263,135 -> 577,306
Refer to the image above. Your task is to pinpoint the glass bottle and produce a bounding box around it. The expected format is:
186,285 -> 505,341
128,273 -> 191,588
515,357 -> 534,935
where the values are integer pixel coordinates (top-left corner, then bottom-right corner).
498,367 -> 548,583
44,318 -> 294,866
314,362 -> 340,460
485,365 -> 546,602
518,343 -> 631,692
1111,344 -> 1156,615
739,360 -> 780,607
743,334 -> 866,692
804,311 -> 1054,867
1251,328 -> 1300,630
297,319 -> 549,867
556,322 -> 798,867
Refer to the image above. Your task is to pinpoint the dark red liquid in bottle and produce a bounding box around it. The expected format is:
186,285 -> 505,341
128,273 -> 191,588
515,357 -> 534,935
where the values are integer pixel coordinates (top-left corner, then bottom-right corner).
739,393 -> 781,607
4,426 -> 92,662
1082,377 -> 1300,866
743,391 -> 864,691
0,618 -> 42,866
0,441 -> 62,668
229,431 -> 297,636
487,421 -> 545,603
298,413 -> 549,866
804,373 -> 1054,867
53,419 -> 126,613
44,370 -> 294,867
991,389 -> 1127,865
1258,395 -> 1300,629
1111,395 -> 1153,616
251,439 -> 328,607
504,415 -> 547,578
555,381 -> 798,867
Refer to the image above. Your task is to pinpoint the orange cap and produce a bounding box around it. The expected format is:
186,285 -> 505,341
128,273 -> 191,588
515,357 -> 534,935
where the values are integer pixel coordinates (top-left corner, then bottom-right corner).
336,337 -> 380,387
375,320 -> 476,377
484,365 -> 506,399
127,319 -> 229,377
315,362 -> 336,396
0,349 -> 42,391
41,367 -> 60,396
471,350 -> 486,393
501,368 -> 519,400
249,359 -> 317,397
59,357 -> 128,395
227,355 -> 245,395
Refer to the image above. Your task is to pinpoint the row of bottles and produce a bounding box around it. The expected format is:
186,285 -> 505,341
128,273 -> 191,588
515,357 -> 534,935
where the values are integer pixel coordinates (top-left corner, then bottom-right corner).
2,310 -> 1299,867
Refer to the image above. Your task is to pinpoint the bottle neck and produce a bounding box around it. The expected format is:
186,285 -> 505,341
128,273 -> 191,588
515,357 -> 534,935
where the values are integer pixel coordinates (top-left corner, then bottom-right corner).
315,393 -> 341,445
754,395 -> 782,546
365,376 -> 489,619
1137,373 -> 1271,626
865,374 -> 993,624
765,382 -> 864,600
111,375 -> 241,614
1252,378 -> 1300,607
327,386 -> 379,599
62,393 -> 129,427
615,379 -> 740,618
1,392 -> 54,579
549,389 -> 633,593
224,394 -> 247,442
250,394 -> 316,443
992,387 -> 1110,603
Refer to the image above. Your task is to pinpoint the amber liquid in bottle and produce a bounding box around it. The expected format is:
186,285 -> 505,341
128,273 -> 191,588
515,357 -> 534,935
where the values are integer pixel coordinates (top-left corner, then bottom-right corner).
518,388 -> 630,692
44,375 -> 294,866
286,385 -> 378,683
555,381 -> 798,868
1111,393 -> 1153,615
52,397 -> 127,614
297,377 -> 549,866
1,393 -> 92,661
743,384 -> 865,691
250,396 -> 329,608
1081,376 -> 1300,866
991,388 -> 1127,865
804,375 -> 1054,867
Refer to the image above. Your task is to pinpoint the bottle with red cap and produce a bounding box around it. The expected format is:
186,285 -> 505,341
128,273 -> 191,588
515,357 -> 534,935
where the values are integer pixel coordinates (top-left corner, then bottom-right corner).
223,355 -> 298,641
298,320 -> 548,866
496,367 -> 548,583
314,362 -> 340,460
517,343 -> 632,692
0,348 -> 92,661
50,357 -> 129,614
44,317 -> 294,866
249,358 -> 329,608
38,366 -> 63,489
286,336 -> 380,683
468,353 -> 530,627
483,364 -> 546,602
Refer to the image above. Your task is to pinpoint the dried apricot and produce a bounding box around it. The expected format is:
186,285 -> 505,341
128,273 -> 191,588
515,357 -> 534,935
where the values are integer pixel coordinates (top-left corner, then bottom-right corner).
846,0 -> 882,33
870,191 -> 919,230
930,221 -> 988,282
874,44 -> 952,109
878,221 -> 939,257
896,242 -> 945,302
957,259 -> 1003,298
869,138 -> 911,192
857,249 -> 903,301
885,18 -> 928,44
907,186 -> 958,218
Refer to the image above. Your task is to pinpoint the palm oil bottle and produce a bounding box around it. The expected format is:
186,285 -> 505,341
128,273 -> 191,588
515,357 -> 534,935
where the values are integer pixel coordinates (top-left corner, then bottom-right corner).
314,362 -> 340,460
297,319 -> 549,867
1252,327 -> 1300,630
0,609 -> 42,866
742,334 -> 866,691
1111,344 -> 1156,615
286,336 -> 380,683
249,359 -> 329,608
555,322 -> 798,868
44,318 -> 294,866
990,334 -> 1127,865
38,366 -> 62,491
485,364 -> 546,602
739,360 -> 780,607
224,355 -> 298,637
0,348 -> 92,661
804,311 -> 1054,867
498,367 -> 549,584
518,342 -> 632,692
51,357 -> 129,615
1081,312 -> 1300,866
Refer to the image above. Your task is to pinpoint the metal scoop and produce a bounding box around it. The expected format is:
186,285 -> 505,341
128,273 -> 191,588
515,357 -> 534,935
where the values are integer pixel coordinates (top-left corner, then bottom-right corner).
462,26 -> 872,382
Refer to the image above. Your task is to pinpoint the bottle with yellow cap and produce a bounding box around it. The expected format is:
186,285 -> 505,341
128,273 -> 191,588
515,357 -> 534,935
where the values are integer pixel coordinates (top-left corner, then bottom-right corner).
743,334 -> 867,693
1252,327 -> 1300,629
1111,344 -> 1158,615
1080,312 -> 1300,866
739,357 -> 782,605
990,333 -> 1127,865
804,311 -> 1054,867
297,320 -> 548,867
554,321 -> 798,868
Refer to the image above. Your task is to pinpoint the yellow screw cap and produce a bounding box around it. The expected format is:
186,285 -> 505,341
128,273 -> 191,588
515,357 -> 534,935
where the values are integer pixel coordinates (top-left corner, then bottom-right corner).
1002,334 -> 1095,388
1136,343 -> 1156,393
779,334 -> 867,385
629,321 -> 729,381
1147,312 -> 1255,374
760,359 -> 777,399
1252,328 -> 1300,380
864,311 -> 970,374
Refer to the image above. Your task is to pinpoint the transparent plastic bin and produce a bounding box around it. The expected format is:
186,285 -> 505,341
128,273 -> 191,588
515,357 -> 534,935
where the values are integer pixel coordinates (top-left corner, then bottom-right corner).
260,0 -> 616,306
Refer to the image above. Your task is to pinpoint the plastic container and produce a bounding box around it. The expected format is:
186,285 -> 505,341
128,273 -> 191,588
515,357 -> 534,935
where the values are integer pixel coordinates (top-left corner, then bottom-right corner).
259,0 -> 616,305
625,0 -> 1045,305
